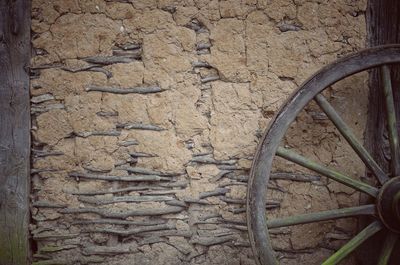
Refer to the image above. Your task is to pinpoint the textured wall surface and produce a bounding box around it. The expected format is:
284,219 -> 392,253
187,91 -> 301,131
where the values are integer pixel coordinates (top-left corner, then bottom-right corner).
30,1 -> 367,264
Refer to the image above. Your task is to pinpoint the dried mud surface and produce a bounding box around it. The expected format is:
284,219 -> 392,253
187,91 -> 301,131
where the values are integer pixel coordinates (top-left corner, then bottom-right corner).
30,0 -> 367,264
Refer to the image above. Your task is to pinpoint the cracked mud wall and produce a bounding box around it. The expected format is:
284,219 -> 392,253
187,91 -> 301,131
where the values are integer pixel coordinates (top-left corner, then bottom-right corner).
30,1 -> 367,264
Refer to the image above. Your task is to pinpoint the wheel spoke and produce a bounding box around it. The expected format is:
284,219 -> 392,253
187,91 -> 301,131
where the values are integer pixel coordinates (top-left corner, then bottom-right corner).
381,65 -> 400,177
267,204 -> 375,229
276,147 -> 379,197
314,94 -> 388,184
377,232 -> 398,265
321,221 -> 383,265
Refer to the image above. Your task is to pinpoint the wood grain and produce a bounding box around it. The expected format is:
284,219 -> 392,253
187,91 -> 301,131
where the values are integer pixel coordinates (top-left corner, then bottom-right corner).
358,1 -> 400,265
0,0 -> 31,264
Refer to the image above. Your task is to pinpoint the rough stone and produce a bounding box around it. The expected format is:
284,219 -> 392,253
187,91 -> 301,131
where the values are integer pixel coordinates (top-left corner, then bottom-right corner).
37,13 -> 121,60
209,19 -> 249,82
35,109 -> 73,146
65,94 -> 114,133
210,82 -> 261,160
105,62 -> 145,88
31,69 -> 107,98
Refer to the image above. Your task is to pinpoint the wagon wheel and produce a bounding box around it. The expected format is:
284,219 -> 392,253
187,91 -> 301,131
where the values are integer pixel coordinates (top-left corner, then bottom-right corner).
246,45 -> 400,265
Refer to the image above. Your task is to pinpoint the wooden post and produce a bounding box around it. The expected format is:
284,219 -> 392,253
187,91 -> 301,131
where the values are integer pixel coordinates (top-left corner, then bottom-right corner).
0,1 -> 31,264
365,0 -> 400,173
358,1 -> 400,264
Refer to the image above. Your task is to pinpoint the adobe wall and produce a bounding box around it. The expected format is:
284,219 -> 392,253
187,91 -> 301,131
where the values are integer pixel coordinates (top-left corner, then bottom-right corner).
30,1 -> 367,264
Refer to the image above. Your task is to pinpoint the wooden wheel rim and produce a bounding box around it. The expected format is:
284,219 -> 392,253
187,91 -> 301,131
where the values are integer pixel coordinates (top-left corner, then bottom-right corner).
246,45 -> 400,265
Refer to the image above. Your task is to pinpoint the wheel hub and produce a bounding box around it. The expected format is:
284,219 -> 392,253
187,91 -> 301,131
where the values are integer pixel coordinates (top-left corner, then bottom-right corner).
377,176 -> 400,233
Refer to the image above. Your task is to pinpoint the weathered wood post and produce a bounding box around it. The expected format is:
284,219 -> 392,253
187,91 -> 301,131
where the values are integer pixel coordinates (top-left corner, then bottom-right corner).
0,0 -> 31,264
358,0 -> 400,264
365,0 -> 400,172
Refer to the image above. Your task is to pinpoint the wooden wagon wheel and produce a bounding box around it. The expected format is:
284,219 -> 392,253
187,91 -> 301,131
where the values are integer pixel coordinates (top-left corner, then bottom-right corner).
246,45 -> 400,265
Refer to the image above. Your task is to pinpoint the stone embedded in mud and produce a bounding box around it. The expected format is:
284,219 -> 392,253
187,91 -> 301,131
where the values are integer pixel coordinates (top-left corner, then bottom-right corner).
31,68 -> 107,98
105,62 -> 145,88
105,2 -> 135,20
65,94 -> 115,133
219,0 -> 256,19
210,81 -> 261,160
142,31 -> 194,74
44,13 -> 120,59
210,110 -> 261,160
209,18 -> 249,82
36,109 -> 73,146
